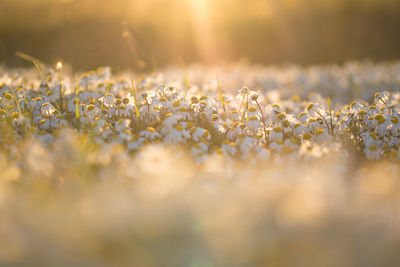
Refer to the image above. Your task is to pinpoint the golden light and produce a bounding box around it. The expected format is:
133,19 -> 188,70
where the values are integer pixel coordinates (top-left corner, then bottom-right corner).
187,0 -> 219,63
56,61 -> 63,71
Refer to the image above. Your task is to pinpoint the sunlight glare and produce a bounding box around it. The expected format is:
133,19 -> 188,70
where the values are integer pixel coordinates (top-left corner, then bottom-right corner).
188,0 -> 218,63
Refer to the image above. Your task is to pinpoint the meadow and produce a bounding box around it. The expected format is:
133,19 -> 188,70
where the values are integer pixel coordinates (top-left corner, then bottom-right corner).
1,60 -> 400,266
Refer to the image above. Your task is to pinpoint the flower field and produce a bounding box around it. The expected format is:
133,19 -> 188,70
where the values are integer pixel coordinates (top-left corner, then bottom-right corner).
1,61 -> 400,266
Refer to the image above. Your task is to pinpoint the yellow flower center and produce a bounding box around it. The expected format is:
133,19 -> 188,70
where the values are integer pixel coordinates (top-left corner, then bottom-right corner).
11,112 -> 19,119
202,131 -> 210,138
303,133 -> 312,140
248,116 -> 258,121
315,128 -> 325,135
275,140 -> 283,145
147,127 -> 156,133
282,146 -> 295,154
272,104 -> 280,109
175,125 -> 184,131
391,116 -> 399,124
277,113 -> 286,120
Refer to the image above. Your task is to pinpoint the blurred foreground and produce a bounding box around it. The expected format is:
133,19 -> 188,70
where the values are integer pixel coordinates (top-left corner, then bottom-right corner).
1,146 -> 400,266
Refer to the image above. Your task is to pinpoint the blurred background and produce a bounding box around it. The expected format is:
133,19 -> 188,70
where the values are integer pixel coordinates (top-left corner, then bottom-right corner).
1,0 -> 400,71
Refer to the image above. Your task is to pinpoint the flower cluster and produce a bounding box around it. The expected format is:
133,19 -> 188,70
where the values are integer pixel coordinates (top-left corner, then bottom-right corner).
0,63 -> 399,163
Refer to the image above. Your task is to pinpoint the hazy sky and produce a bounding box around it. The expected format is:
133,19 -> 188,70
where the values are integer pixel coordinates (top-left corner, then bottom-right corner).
1,0 -> 400,69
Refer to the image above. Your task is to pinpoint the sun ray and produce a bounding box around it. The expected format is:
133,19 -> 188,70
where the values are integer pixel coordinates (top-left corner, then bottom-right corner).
187,0 -> 218,63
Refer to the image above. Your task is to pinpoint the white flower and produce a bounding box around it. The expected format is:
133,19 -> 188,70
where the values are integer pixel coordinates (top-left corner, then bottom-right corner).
163,113 -> 178,128
139,127 -> 161,140
92,118 -> 106,133
122,94 -> 135,107
246,106 -> 260,119
99,93 -> 115,107
118,130 -> 133,143
154,97 -> 172,110
226,123 -> 244,140
191,141 -> 208,156
12,113 -> 28,127
176,106 -> 191,120
254,146 -> 270,160
37,132 -> 54,143
213,120 -> 227,134
102,128 -> 113,139
361,132 -> 378,147
119,106 -> 131,118
127,139 -> 144,151
364,145 -> 382,160
55,117 -> 68,128
138,91 -> 154,104
115,119 -> 131,132
298,112 -> 309,124
40,103 -> 57,116
374,91 -> 390,106
235,86 -> 249,100
270,126 -> 283,142
306,103 -> 325,117
389,115 -> 400,133
222,141 -> 237,156
164,125 -> 190,144
246,116 -> 262,131
293,123 -> 306,136
313,128 -> 331,143
270,140 -> 283,152
249,90 -> 263,102
374,114 -> 390,136
284,137 -> 298,149
191,127 -> 210,142
229,109 -> 240,121
349,102 -> 364,113
239,136 -> 258,155
299,141 -> 325,160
